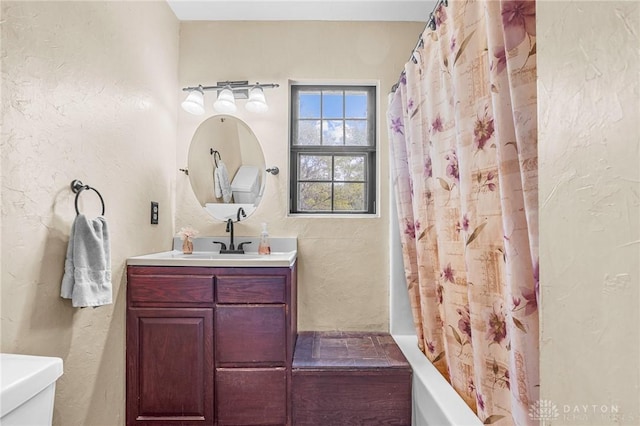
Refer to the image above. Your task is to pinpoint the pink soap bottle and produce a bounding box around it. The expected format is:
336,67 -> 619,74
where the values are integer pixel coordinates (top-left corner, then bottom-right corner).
258,223 -> 271,255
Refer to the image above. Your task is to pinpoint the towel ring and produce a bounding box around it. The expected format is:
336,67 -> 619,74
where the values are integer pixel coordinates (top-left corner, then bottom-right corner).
71,179 -> 105,216
210,149 -> 221,167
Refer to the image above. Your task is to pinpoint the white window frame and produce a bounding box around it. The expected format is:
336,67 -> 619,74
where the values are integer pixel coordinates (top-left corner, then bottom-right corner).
289,83 -> 378,216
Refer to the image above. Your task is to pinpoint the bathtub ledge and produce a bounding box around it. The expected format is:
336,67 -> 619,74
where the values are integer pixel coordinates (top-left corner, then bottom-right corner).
392,334 -> 483,426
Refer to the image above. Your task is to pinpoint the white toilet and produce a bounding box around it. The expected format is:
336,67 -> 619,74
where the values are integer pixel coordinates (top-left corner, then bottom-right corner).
231,165 -> 261,204
0,354 -> 63,426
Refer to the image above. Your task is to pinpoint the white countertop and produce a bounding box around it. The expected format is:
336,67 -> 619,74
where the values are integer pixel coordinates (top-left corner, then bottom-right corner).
127,237 -> 297,268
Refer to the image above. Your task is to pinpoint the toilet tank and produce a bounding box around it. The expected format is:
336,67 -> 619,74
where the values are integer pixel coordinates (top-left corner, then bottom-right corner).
231,165 -> 260,204
1,354 -> 63,426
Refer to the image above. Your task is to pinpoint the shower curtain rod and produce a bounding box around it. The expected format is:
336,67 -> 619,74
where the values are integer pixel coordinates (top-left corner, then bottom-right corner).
390,0 -> 448,93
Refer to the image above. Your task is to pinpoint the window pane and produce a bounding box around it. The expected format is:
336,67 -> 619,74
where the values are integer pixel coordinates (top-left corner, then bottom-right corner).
334,183 -> 365,211
322,120 -> 344,145
345,92 -> 367,118
344,120 -> 368,146
334,156 -> 365,181
298,182 -> 332,211
322,92 -> 343,118
299,155 -> 332,180
296,120 -> 320,145
291,85 -> 376,214
299,92 -> 321,118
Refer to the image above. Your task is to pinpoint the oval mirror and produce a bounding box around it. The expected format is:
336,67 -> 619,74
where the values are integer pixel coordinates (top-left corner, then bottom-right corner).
187,115 -> 266,221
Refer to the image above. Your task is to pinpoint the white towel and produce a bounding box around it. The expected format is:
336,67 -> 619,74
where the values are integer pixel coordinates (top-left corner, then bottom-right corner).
214,160 -> 232,203
61,214 -> 112,308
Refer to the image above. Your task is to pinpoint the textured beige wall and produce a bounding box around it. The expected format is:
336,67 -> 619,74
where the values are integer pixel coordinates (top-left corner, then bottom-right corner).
3,1 -> 637,423
1,2 -> 179,425
539,1 -> 640,424
176,21 -> 423,331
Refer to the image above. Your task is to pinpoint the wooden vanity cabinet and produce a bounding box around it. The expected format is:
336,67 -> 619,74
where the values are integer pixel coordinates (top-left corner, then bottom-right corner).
126,264 -> 297,426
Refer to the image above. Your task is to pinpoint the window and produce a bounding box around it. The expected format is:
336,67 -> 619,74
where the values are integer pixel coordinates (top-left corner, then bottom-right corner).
290,85 -> 376,214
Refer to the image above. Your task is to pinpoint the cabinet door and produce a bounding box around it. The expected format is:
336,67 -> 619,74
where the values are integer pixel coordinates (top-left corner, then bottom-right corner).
216,367 -> 287,425
127,308 -> 213,425
215,305 -> 286,366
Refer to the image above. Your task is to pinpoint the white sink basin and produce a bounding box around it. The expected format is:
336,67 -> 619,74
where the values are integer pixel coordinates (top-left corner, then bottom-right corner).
171,252 -> 264,260
127,250 -> 297,267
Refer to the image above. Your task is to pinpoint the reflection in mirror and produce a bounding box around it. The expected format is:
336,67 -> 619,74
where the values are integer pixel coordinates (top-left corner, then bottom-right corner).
187,115 -> 266,221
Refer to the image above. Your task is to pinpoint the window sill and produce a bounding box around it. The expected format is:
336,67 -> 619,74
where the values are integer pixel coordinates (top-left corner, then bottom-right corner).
287,213 -> 380,219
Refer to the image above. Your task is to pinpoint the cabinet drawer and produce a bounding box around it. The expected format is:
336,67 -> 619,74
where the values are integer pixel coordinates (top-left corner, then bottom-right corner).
129,274 -> 214,304
216,305 -> 286,365
216,367 -> 286,425
216,275 -> 286,304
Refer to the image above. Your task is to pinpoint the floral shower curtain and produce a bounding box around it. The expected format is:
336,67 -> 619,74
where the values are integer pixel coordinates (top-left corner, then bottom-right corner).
387,0 -> 538,424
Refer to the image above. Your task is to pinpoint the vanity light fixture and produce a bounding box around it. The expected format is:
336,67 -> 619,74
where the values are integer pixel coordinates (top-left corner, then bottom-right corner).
180,85 -> 205,115
181,81 -> 279,115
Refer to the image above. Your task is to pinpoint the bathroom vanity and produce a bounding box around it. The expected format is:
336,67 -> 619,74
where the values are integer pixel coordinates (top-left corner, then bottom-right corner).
126,244 -> 297,426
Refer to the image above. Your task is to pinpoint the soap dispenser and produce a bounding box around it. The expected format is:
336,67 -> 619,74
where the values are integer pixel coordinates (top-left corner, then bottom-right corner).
258,223 -> 271,255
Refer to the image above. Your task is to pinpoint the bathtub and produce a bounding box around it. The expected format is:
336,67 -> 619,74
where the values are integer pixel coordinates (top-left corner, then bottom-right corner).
390,191 -> 482,426
392,335 -> 482,426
